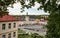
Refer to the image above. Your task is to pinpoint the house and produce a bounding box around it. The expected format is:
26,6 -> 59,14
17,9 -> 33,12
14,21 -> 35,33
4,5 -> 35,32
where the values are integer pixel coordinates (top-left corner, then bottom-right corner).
0,15 -> 19,38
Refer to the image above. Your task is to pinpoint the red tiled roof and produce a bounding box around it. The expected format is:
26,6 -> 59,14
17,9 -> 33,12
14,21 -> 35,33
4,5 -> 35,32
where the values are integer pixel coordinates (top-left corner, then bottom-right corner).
0,15 -> 19,22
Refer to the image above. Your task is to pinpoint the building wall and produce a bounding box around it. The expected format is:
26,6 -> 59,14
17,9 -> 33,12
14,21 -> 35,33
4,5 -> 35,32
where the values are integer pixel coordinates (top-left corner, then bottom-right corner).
0,21 -> 19,38
25,16 -> 29,21
0,31 -> 18,38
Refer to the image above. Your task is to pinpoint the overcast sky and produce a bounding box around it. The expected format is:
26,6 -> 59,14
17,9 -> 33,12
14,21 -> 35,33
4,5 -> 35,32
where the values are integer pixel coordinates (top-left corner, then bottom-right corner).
7,2 -> 49,15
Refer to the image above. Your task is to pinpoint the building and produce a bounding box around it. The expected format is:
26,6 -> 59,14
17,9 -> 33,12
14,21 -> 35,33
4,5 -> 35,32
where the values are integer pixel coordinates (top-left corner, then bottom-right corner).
0,15 -> 19,38
11,14 -> 49,25
12,14 -> 49,21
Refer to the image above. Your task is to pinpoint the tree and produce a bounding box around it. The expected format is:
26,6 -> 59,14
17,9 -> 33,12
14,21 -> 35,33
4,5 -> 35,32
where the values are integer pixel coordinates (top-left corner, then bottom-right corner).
0,0 -> 60,38
19,0 -> 60,38
31,33 -> 43,38
0,0 -> 16,17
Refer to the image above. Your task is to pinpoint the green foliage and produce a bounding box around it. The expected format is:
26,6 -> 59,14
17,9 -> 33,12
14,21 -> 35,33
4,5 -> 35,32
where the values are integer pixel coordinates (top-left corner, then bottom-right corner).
0,0 -> 60,38
18,30 -> 26,34
0,11 -> 8,17
0,0 -> 15,17
18,0 -> 60,38
18,33 -> 43,38
18,34 -> 31,38
0,0 -> 15,11
31,33 -> 43,38
46,11 -> 60,38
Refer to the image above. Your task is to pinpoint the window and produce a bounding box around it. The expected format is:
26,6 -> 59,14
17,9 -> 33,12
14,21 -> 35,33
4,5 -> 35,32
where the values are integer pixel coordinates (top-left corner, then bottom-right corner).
8,33 -> 11,38
13,32 -> 16,37
8,23 -> 11,29
2,24 -> 6,30
13,23 -> 16,28
2,35 -> 6,38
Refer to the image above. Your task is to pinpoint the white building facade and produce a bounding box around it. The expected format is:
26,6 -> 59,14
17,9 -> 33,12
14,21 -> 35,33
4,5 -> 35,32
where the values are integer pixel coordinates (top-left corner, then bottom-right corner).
0,15 -> 19,38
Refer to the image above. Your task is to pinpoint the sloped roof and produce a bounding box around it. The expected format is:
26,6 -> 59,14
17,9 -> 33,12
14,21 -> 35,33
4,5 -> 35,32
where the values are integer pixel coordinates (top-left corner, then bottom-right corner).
0,15 -> 19,22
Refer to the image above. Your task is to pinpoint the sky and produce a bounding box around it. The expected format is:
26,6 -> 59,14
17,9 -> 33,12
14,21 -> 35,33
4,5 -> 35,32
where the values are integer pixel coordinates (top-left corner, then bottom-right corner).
7,2 -> 49,15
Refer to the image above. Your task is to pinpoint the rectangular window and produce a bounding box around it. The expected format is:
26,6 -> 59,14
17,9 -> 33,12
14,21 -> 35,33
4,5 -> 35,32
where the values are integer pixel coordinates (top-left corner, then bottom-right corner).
2,35 -> 6,38
13,32 -> 16,37
8,23 -> 11,29
13,23 -> 16,28
2,24 -> 6,30
8,33 -> 11,38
